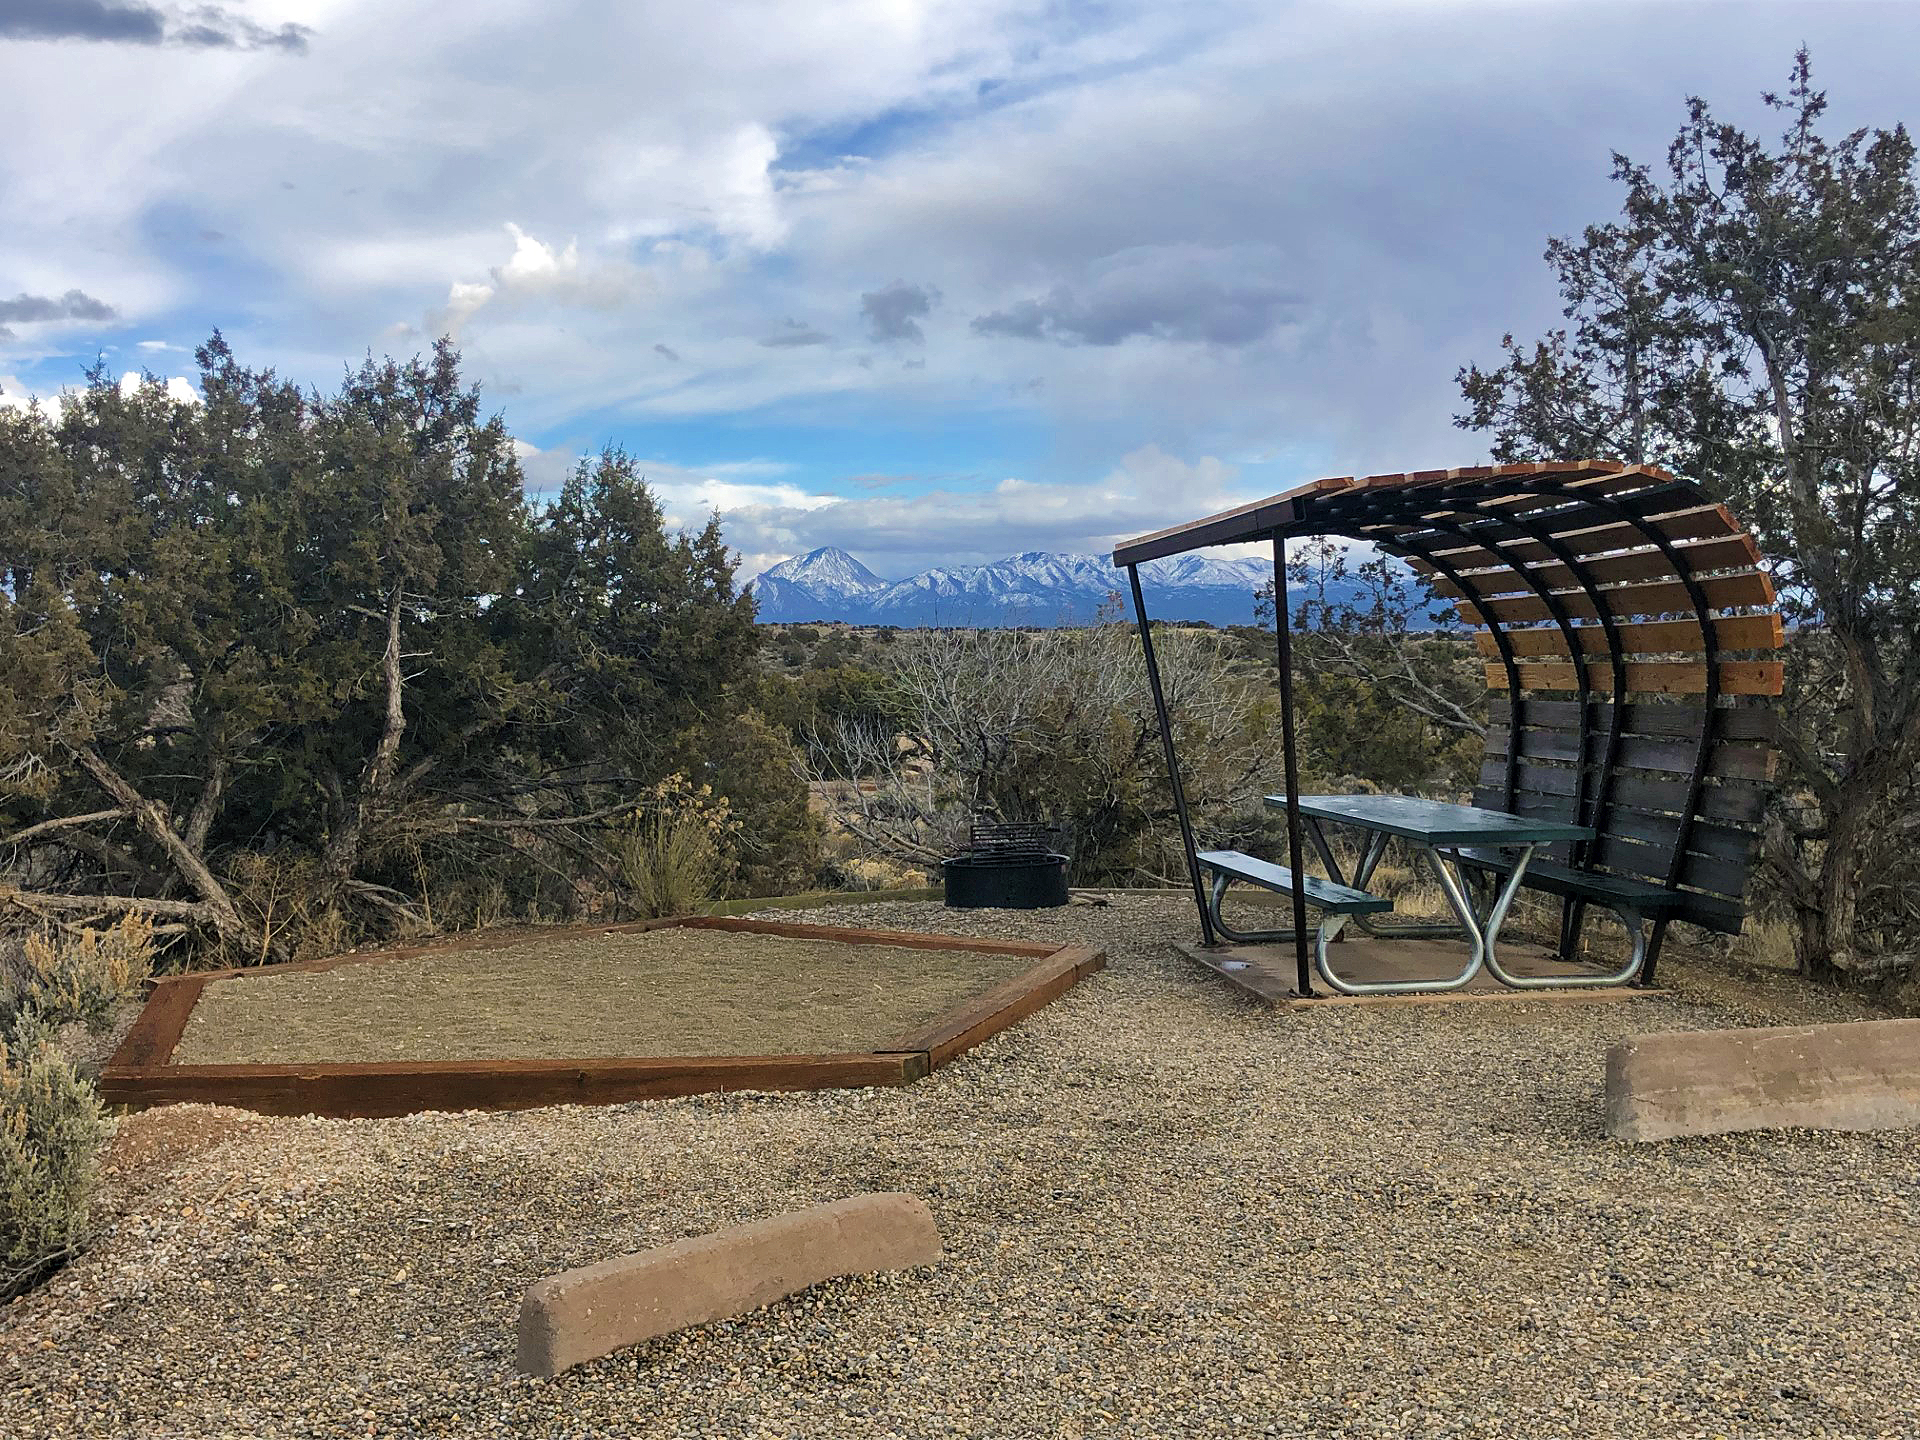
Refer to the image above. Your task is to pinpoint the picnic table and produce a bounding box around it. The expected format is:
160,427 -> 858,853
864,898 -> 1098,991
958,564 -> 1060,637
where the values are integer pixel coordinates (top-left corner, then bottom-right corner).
1198,794 -> 1591,996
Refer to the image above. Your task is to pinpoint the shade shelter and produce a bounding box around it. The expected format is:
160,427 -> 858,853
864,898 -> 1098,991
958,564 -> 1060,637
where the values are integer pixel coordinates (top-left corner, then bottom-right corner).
1112,460 -> 1785,998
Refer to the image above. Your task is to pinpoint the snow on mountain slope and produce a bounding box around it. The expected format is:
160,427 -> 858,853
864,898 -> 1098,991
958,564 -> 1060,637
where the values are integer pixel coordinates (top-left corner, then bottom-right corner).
753,546 -> 886,602
747,547 -> 1301,626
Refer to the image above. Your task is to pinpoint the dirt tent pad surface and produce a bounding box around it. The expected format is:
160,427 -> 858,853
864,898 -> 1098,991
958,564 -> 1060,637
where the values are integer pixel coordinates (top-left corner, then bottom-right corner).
171,927 -> 1039,1065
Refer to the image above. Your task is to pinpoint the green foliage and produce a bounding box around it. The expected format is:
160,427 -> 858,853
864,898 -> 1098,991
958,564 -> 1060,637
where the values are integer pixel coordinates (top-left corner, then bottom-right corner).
696,709 -> 823,896
615,779 -> 738,917
1,916 -> 154,1037
0,337 -> 804,955
0,1029 -> 107,1298
1455,50 -> 1920,976
0,918 -> 154,1298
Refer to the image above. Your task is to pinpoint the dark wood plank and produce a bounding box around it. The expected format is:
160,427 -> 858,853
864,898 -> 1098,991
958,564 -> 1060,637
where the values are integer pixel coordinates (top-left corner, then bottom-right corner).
1488,660 -> 1785,696
1491,698 -> 1778,742
98,1052 -> 926,1119
1477,761 -> 1768,824
106,975 -> 207,1070
1492,794 -> 1758,865
1586,833 -> 1750,898
1486,727 -> 1775,780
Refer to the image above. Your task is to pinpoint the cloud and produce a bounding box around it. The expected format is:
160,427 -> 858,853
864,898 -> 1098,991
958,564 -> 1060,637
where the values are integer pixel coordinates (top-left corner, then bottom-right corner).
759,318 -> 831,348
0,1 -> 311,52
711,445 -> 1256,578
431,223 -> 647,337
972,245 -> 1302,347
0,369 -> 198,416
119,371 -> 199,405
861,280 -> 939,344
0,289 -> 118,324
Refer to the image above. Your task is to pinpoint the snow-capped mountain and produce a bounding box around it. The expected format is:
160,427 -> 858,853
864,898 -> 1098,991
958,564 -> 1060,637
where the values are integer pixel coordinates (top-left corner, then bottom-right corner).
756,546 -> 886,603
747,547 -> 1282,627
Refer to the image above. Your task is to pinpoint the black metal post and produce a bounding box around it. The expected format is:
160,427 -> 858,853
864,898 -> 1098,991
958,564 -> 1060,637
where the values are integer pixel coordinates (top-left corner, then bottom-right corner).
1271,534 -> 1313,997
1126,564 -> 1216,946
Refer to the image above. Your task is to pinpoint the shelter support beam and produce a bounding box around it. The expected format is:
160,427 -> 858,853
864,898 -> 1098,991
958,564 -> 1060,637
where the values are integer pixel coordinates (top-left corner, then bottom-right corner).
1127,565 -> 1216,946
1271,535 -> 1313,996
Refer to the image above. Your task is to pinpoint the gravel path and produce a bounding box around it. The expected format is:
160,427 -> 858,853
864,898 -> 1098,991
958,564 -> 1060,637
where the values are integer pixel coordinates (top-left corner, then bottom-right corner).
3,895 -> 1915,1439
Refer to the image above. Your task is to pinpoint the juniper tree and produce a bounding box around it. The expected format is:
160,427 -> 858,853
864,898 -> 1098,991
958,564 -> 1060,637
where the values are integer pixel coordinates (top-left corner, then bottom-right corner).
0,338 -> 777,955
1458,51 -> 1920,976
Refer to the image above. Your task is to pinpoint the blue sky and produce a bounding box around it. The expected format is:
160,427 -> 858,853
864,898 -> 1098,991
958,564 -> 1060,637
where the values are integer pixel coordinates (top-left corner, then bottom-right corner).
3,0 -> 1916,578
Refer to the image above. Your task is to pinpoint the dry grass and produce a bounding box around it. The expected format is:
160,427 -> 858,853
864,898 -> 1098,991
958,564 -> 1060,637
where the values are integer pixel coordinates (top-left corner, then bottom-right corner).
169,928 -> 1039,1065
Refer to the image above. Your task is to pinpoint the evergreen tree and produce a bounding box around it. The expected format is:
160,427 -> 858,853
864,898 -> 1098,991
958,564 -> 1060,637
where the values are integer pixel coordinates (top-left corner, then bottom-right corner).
1458,52 -> 1920,975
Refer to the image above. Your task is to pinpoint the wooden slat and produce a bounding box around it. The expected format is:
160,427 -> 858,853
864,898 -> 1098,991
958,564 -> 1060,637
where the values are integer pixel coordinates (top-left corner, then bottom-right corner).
1412,534 -> 1765,595
1448,570 -> 1776,624
1464,803 -> 1752,895
1409,505 -> 1742,570
1489,697 -> 1779,742
1478,760 -> 1768,824
1585,834 -> 1749,898
1485,727 -> 1775,780
1475,614 -> 1785,659
1486,660 -> 1785,696
1384,480 -> 1706,551
1588,807 -> 1758,865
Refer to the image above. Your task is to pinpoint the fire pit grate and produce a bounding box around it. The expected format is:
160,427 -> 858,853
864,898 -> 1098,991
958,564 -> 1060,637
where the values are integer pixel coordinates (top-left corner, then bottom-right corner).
943,817 -> 1071,909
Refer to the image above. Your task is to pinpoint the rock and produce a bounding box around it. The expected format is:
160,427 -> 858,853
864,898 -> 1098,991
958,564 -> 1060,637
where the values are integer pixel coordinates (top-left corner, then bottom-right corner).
1607,1017 -> 1920,1140
516,1193 -> 942,1378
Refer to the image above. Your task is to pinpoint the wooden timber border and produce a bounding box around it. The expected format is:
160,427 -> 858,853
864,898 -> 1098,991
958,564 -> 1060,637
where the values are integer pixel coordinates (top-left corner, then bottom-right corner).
98,916 -> 1105,1119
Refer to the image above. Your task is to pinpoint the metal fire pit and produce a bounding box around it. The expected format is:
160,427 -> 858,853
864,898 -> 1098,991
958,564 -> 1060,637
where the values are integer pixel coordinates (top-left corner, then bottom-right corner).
942,819 -> 1070,909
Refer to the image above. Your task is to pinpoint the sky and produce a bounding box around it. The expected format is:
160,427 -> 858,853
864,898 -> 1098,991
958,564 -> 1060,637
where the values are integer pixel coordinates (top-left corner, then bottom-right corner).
1,0 -> 1916,581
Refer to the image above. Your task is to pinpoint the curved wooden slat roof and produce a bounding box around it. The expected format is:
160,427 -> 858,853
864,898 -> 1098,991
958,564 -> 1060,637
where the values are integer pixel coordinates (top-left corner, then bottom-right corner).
1110,459 -> 1785,698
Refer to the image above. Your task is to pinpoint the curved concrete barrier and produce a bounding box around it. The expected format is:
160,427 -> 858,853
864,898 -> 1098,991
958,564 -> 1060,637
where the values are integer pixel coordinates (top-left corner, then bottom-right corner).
516,1192 -> 942,1377
1607,1017 -> 1920,1141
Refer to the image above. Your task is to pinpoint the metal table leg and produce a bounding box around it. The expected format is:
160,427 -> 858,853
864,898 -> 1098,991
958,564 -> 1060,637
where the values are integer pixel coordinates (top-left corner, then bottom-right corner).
1314,840 -> 1493,996
1309,820 -> 1464,942
1477,862 -> 1649,989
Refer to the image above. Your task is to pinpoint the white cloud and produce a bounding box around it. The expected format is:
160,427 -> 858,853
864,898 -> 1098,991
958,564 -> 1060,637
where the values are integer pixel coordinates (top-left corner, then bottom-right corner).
119,372 -> 200,405
1,0 -> 1911,530
710,444 -> 1259,578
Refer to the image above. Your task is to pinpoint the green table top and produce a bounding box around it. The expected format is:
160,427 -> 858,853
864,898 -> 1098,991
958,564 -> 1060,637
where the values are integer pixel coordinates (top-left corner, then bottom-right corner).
1264,793 -> 1594,846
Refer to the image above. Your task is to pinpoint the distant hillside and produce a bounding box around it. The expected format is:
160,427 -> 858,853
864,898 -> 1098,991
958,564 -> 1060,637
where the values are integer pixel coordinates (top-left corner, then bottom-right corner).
745,546 -> 1367,627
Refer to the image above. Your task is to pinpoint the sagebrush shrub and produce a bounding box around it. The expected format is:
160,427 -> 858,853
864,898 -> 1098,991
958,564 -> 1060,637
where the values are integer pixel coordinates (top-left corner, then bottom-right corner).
0,1023 -> 110,1297
617,776 -> 740,917
1,914 -> 154,1035
0,917 -> 154,1297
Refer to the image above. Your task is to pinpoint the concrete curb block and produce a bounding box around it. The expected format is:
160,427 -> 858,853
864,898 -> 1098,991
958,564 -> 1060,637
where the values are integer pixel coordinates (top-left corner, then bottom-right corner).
516,1192 -> 942,1378
1606,1017 -> 1920,1141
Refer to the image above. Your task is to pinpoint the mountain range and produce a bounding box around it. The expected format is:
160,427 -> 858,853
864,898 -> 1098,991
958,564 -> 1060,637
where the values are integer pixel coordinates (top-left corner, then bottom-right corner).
747,546 -> 1286,627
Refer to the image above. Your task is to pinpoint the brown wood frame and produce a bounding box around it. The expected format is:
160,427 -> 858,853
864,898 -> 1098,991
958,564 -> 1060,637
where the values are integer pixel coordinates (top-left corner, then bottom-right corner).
99,917 -> 1106,1119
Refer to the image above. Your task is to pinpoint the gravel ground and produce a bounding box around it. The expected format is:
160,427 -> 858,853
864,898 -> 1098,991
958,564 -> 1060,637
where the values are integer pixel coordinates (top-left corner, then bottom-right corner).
172,928 -> 1036,1064
3,894 -> 1915,1439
